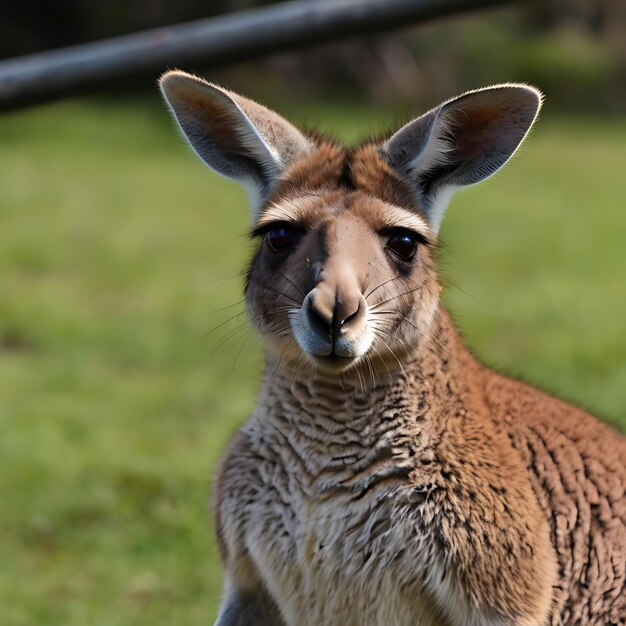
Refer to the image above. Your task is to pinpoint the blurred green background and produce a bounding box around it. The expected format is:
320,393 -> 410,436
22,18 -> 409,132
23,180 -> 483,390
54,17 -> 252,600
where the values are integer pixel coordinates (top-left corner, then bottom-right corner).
1,2 -> 625,625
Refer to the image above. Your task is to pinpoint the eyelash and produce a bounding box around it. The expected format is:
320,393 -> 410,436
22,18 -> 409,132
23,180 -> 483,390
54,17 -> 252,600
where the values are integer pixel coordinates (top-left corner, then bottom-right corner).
251,221 -> 302,239
378,227 -> 428,246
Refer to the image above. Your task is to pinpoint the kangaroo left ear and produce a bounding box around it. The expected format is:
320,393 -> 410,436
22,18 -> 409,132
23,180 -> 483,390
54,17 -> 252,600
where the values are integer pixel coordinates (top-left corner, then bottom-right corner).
383,84 -> 542,233
159,70 -> 311,219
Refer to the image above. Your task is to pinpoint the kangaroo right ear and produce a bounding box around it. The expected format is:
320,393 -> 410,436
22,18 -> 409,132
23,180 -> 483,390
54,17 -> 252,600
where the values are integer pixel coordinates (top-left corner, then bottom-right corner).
383,84 -> 542,234
159,71 -> 311,218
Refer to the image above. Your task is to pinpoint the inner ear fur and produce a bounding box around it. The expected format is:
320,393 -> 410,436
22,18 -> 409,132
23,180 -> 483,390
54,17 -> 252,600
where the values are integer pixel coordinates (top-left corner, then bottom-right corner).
159,70 -> 310,217
383,83 -> 543,233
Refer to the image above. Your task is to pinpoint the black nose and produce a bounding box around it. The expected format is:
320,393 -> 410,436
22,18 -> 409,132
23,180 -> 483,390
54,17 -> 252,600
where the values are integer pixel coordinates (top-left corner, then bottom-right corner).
307,291 -> 364,339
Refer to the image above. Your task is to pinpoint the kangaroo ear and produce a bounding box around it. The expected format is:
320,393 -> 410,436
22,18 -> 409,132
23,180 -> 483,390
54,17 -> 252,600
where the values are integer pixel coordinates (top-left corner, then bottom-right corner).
383,84 -> 542,233
159,70 -> 311,218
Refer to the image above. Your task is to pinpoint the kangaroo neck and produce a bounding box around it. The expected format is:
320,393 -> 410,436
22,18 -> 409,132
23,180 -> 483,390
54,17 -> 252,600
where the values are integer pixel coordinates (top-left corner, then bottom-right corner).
259,306 -> 479,426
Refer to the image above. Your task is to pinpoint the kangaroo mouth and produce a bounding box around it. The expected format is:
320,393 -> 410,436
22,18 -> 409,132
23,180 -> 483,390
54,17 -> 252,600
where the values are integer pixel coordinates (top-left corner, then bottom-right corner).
309,352 -> 358,372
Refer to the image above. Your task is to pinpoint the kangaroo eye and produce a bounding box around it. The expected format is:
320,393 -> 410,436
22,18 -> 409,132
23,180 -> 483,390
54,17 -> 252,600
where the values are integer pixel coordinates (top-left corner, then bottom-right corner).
266,225 -> 298,253
386,231 -> 419,261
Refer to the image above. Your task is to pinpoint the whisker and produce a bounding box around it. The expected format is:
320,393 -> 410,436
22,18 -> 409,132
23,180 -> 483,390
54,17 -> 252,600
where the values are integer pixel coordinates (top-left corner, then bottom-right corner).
445,280 -> 482,304
203,310 -> 248,340
202,298 -> 246,317
370,309 -> 419,334
204,308 -> 285,341
228,330 -> 252,381
369,284 -> 424,311
369,342 -> 393,379
206,323 -> 253,361
372,331 -> 407,377
249,308 -> 296,331
365,275 -> 401,300
364,352 -> 376,389
204,310 -> 293,364
375,326 -> 411,352
277,270 -> 306,298
202,271 -> 245,287
355,365 -> 365,395
256,282 -> 302,307
290,346 -> 307,387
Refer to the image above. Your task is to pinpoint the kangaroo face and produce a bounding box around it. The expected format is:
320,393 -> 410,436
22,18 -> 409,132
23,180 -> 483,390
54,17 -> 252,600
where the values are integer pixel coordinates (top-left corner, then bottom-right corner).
160,71 -> 541,374
246,189 -> 439,372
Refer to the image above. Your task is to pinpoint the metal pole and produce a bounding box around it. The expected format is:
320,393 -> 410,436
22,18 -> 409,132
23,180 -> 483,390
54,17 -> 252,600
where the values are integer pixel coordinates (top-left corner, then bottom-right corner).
0,0 -> 518,111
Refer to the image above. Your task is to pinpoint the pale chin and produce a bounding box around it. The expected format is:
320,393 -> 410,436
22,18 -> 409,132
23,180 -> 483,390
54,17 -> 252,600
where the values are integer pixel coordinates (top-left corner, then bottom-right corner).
305,352 -> 361,373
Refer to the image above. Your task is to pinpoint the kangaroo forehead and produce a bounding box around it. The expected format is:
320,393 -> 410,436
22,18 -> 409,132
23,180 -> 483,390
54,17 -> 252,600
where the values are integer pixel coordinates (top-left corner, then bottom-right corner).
264,139 -> 424,217
258,191 -> 432,239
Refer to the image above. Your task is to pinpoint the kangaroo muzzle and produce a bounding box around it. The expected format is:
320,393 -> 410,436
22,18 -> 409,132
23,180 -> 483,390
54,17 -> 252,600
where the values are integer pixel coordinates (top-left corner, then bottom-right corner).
291,273 -> 372,366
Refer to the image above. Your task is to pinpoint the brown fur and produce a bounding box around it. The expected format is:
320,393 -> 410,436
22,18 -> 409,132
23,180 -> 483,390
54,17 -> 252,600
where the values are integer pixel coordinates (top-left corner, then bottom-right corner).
268,139 -> 423,216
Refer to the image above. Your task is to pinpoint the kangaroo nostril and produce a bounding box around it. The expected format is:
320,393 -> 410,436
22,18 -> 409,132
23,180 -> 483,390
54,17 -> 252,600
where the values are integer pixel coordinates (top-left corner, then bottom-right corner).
306,300 -> 332,339
336,294 -> 366,334
340,302 -> 361,330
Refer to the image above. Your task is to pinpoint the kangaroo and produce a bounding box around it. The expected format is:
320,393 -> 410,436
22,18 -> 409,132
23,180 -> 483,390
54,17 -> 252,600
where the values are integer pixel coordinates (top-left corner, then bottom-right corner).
159,71 -> 626,626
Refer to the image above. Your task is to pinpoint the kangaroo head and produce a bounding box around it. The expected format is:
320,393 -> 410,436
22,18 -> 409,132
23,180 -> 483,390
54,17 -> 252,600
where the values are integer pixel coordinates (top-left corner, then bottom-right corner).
160,71 -> 541,374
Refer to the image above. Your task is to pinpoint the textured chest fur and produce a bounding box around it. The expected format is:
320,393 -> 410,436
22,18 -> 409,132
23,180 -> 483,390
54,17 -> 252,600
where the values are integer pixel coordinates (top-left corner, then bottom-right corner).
243,465 -> 435,626
216,376 -> 521,626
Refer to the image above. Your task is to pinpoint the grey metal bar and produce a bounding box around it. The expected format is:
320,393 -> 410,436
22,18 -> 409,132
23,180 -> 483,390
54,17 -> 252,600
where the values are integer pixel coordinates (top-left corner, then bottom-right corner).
0,0 -> 518,111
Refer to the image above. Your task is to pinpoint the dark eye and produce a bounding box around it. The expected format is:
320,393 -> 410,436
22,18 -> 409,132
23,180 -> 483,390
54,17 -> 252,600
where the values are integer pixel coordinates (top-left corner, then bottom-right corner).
265,225 -> 299,253
386,231 -> 419,261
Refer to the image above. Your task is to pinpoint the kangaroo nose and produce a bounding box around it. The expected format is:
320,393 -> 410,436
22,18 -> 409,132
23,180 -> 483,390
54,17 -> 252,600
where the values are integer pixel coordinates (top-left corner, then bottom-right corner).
309,290 -> 364,334
305,288 -> 368,356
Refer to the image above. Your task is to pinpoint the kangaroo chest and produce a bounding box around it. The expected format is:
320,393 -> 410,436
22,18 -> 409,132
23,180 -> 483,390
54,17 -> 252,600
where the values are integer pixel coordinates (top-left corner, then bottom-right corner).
237,428 -> 441,625
247,485 -> 444,626
219,389 -> 460,626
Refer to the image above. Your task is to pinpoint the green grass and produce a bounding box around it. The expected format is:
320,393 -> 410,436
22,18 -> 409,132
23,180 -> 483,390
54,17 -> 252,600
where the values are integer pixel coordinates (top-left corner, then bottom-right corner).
0,96 -> 624,625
